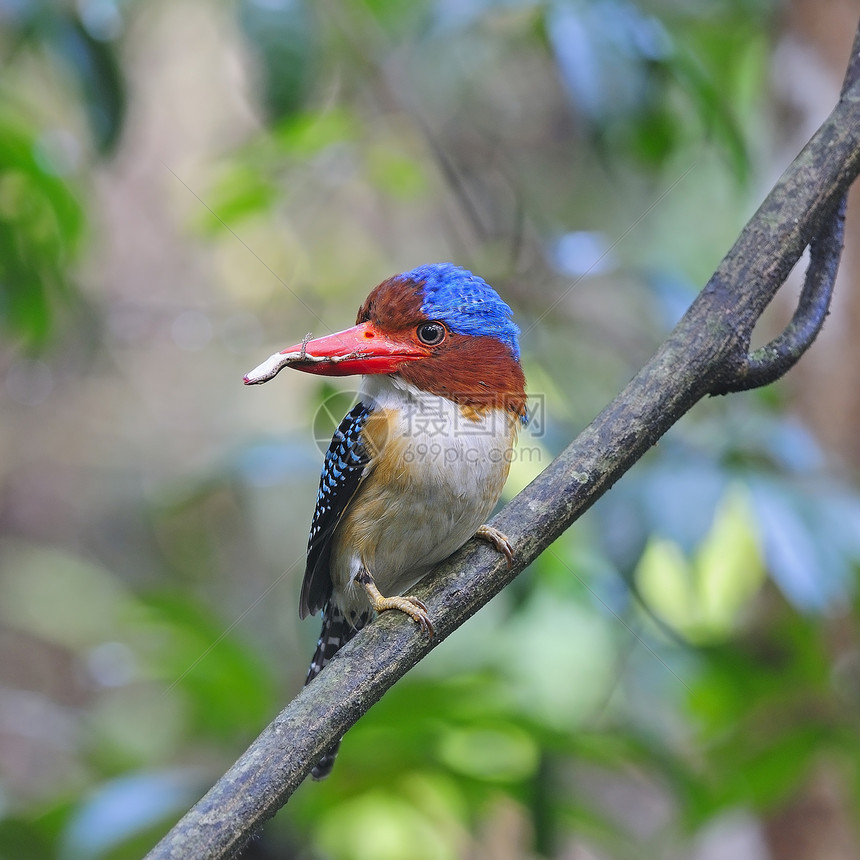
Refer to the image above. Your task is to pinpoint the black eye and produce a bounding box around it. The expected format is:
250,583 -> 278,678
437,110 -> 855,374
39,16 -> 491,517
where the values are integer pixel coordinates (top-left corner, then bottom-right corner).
416,321 -> 446,346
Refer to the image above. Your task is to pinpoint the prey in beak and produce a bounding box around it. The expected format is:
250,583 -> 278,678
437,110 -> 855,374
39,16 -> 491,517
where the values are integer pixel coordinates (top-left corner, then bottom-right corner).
243,321 -> 428,384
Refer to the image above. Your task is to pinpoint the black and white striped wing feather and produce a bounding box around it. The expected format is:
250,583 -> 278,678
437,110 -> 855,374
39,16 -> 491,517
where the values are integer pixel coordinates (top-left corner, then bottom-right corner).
299,402 -> 373,619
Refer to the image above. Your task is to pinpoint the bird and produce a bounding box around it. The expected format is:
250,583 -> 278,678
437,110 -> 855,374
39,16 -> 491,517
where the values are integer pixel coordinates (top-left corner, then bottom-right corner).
244,263 -> 526,778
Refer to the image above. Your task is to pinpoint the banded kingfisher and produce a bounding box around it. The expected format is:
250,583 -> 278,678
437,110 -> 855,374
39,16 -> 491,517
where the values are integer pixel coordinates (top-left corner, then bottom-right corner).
244,263 -> 526,777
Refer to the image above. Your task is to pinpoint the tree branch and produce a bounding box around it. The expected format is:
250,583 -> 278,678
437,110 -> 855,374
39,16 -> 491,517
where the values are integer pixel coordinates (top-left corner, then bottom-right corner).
710,193 -> 846,395
711,30 -> 860,397
146,28 -> 860,860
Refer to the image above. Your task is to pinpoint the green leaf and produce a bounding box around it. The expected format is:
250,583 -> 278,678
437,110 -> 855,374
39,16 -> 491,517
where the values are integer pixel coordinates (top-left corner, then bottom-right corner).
636,537 -> 694,631
315,789 -> 457,860
0,541 -> 131,648
195,163 -> 276,234
238,0 -> 317,122
365,146 -> 428,199
273,108 -> 359,158
0,817 -> 55,860
52,16 -> 126,154
739,727 -> 827,809
636,485 -> 764,642
0,108 -> 85,347
437,723 -> 539,782
695,485 -> 765,630
134,591 -> 277,740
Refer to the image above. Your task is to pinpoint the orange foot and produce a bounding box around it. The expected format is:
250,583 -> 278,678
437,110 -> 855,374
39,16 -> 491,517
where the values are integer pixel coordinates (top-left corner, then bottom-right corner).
361,578 -> 435,636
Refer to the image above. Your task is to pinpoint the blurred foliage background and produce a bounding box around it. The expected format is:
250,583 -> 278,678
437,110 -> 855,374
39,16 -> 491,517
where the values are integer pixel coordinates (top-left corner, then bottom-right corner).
1,1 -> 859,858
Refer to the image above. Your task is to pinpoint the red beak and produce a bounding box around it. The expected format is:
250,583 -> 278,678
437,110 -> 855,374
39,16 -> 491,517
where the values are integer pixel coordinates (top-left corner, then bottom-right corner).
243,321 -> 426,384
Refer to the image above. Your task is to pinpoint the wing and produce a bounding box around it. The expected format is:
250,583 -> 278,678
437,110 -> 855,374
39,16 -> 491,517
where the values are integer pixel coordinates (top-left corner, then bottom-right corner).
299,402 -> 373,618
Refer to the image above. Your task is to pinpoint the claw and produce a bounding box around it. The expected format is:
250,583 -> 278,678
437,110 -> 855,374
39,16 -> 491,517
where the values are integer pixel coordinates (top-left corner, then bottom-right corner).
360,576 -> 435,636
475,524 -> 514,568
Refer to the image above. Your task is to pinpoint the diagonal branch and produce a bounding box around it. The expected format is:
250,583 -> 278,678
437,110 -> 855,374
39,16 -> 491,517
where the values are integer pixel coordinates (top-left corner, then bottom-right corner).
146,28 -> 860,860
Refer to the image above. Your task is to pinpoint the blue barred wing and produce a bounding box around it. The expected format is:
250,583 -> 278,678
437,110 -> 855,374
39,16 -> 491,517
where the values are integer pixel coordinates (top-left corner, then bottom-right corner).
299,402 -> 372,618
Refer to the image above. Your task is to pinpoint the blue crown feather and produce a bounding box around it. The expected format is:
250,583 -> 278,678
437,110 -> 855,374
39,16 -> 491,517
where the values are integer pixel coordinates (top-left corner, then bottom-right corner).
401,263 -> 521,361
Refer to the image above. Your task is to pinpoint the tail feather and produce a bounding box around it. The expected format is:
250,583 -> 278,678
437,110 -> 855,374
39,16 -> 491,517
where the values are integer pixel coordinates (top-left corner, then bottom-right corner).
305,602 -> 369,779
